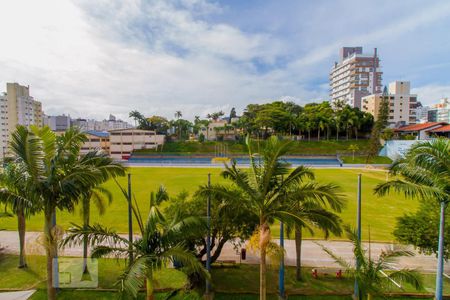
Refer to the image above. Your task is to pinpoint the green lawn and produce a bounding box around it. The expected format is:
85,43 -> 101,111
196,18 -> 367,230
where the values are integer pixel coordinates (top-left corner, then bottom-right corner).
0,167 -> 417,241
341,156 -> 393,164
1,255 -> 446,298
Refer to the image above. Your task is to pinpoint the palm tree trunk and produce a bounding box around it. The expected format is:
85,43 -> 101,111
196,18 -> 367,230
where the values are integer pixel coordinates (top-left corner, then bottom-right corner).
44,210 -> 57,300
336,126 -> 339,141
317,129 -> 320,141
295,226 -> 302,281
367,293 -> 372,300
83,198 -> 90,274
18,209 -> 27,268
308,130 -> 311,142
146,273 -> 154,300
260,245 -> 267,300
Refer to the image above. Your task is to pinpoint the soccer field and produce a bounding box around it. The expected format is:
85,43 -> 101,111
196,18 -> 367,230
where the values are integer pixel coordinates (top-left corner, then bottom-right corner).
0,167 -> 418,242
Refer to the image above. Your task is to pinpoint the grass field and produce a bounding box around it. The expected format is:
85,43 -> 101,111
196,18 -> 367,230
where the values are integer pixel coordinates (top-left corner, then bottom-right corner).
0,167 -> 417,242
341,156 -> 393,164
1,255 -> 447,298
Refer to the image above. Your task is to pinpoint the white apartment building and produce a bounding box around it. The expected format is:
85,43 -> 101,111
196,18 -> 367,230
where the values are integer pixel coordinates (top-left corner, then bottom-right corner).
72,115 -> 132,132
361,81 -> 417,127
0,83 -> 43,159
109,128 -> 165,160
330,47 -> 383,108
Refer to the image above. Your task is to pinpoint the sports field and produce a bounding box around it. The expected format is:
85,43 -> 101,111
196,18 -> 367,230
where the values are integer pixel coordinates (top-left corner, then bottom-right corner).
0,167 -> 418,242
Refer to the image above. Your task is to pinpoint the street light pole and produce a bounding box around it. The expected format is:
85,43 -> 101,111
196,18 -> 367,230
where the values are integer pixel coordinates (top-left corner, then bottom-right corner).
354,174 -> 362,299
435,201 -> 446,300
205,173 -> 212,297
127,173 -> 133,264
279,221 -> 285,299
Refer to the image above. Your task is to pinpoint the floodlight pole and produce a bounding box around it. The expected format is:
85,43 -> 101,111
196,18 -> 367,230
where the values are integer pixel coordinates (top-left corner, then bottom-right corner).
435,201 -> 446,300
127,173 -> 133,264
354,174 -> 362,299
279,221 -> 285,299
206,173 -> 212,297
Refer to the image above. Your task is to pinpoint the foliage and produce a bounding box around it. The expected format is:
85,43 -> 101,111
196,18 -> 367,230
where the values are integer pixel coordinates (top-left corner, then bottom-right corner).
147,115 -> 170,134
319,226 -> 423,299
393,198 -> 450,259
381,128 -> 394,141
129,111 -> 152,130
366,88 -> 389,161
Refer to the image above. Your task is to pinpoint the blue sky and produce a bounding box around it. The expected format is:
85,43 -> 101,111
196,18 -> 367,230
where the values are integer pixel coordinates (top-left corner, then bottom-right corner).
0,0 -> 449,121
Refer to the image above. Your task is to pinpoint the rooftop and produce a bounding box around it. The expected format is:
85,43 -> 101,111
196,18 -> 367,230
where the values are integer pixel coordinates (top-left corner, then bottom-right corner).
395,122 -> 447,132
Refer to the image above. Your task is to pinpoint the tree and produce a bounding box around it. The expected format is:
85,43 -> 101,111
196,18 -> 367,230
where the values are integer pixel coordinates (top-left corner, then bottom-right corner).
348,144 -> 360,161
0,163 -> 36,268
9,126 -> 125,300
285,174 -> 345,280
80,186 -> 112,275
207,111 -> 224,121
174,111 -> 182,119
200,136 -> 338,300
147,115 -> 169,134
229,107 -> 237,121
393,197 -> 450,259
319,226 -> 423,300
62,192 -> 207,300
374,138 -> 450,298
366,87 -> 389,162
129,110 -> 152,130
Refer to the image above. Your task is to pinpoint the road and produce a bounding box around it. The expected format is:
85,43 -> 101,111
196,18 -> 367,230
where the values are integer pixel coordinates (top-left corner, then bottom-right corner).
0,231 -> 447,273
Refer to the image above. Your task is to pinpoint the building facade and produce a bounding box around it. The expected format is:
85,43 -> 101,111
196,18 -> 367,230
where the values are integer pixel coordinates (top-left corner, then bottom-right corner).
71,115 -> 132,132
0,83 -> 43,159
80,131 -> 110,155
109,128 -> 165,160
43,114 -> 71,132
330,47 -> 383,108
361,81 -> 417,127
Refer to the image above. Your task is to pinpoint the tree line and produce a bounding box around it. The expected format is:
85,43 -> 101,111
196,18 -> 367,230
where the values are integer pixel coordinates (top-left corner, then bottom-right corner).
129,100 -> 374,141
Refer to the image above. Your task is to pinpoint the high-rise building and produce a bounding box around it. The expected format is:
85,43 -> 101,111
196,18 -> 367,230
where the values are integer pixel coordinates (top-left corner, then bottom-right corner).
43,114 -> 71,132
0,83 -> 43,158
361,81 -> 417,127
330,47 -> 383,108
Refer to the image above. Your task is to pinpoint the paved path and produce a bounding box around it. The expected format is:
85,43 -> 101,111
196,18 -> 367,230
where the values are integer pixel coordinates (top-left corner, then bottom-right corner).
1,231 -> 447,273
0,290 -> 36,300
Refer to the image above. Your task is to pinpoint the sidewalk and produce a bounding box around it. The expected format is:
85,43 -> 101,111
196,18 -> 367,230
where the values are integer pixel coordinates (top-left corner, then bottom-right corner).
0,231 -> 446,273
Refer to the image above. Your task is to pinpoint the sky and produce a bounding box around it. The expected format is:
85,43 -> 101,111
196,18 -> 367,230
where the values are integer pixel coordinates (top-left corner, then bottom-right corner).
0,0 -> 450,122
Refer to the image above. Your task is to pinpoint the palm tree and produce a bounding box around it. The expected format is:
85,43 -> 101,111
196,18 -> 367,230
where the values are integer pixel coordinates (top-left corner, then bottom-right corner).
9,126 -> 125,300
200,136 -> 336,300
285,177 -> 345,280
0,162 -> 37,268
80,186 -> 112,275
374,138 -> 450,299
348,144 -> 360,161
62,193 -> 207,300
319,226 -> 423,299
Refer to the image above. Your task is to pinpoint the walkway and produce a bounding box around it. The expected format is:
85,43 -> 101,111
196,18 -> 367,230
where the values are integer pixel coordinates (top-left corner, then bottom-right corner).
0,231 -> 446,273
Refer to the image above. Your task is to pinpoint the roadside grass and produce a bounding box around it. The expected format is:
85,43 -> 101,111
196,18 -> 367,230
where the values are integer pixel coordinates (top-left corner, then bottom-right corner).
341,156 -> 393,164
0,255 -> 447,298
0,168 -> 417,242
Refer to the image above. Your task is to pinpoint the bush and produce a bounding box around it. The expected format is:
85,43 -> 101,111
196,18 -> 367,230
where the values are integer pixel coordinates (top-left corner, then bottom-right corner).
198,133 -> 205,143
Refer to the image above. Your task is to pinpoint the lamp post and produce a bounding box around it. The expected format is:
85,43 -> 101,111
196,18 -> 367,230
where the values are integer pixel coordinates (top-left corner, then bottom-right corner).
435,201 -> 446,300
279,222 -> 285,299
205,173 -> 212,297
127,173 -> 133,264
354,174 -> 362,299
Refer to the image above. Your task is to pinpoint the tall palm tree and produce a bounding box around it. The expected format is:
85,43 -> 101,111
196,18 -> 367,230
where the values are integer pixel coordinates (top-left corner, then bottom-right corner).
62,194 -> 207,300
0,162 -> 37,268
80,186 -> 112,275
9,126 -> 125,300
200,136 -> 336,300
285,178 -> 345,280
374,138 -> 450,299
319,226 -> 423,299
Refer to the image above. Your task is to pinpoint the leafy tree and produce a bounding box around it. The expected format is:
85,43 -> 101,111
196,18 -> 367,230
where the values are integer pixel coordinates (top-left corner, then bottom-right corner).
174,111 -> 182,119
319,226 -> 423,300
63,192 -> 207,300
0,163 -> 37,268
9,126 -> 125,300
207,111 -> 224,121
374,138 -> 450,298
229,107 -> 237,121
393,197 -> 450,259
147,115 -> 169,134
381,128 -> 394,141
199,136 -> 337,300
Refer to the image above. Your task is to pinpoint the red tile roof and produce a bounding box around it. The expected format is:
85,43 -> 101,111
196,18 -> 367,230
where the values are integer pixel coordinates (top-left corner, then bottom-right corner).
428,124 -> 450,133
395,122 -> 447,132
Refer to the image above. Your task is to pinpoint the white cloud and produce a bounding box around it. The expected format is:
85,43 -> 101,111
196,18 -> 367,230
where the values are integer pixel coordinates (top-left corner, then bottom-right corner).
412,85 -> 450,105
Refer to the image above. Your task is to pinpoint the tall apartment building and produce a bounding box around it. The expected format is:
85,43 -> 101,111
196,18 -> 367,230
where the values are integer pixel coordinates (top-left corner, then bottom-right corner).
71,115 -> 132,132
0,83 -> 43,158
43,114 -> 71,132
330,47 -> 383,108
361,81 -> 417,127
